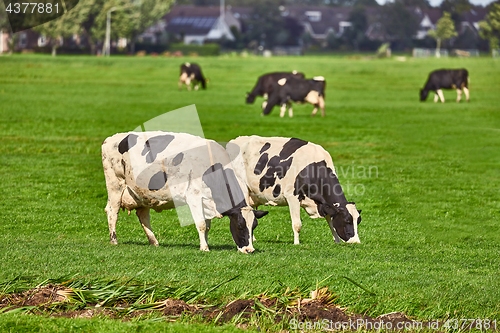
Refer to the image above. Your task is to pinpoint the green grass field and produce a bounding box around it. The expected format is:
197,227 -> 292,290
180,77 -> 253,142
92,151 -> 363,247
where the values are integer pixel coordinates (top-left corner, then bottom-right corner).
0,54 -> 499,332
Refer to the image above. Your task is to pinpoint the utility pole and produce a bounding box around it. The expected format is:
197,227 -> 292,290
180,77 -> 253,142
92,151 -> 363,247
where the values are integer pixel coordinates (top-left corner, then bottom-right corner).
103,7 -> 117,56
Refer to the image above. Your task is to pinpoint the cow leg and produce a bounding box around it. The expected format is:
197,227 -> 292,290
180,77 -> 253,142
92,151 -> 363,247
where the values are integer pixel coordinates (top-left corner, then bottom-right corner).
456,89 -> 462,102
463,87 -> 470,102
195,219 -> 210,252
262,101 -> 268,109
279,104 -> 287,118
136,208 -> 159,246
434,93 -> 439,103
288,107 -> 293,118
437,89 -> 445,103
105,199 -> 120,245
311,107 -> 318,116
319,96 -> 325,117
186,196 -> 213,251
287,197 -> 302,245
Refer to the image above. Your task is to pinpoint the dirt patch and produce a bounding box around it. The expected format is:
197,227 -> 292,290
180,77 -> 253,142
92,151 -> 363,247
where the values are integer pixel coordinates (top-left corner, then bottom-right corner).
220,299 -> 255,322
160,299 -> 197,317
0,285 -> 431,330
0,285 -> 68,309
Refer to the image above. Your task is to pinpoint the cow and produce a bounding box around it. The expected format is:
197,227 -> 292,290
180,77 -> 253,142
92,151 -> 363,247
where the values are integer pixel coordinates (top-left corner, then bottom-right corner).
262,76 -> 326,117
246,71 -> 305,108
102,131 -> 268,253
178,63 -> 207,91
226,135 -> 361,246
420,68 -> 469,103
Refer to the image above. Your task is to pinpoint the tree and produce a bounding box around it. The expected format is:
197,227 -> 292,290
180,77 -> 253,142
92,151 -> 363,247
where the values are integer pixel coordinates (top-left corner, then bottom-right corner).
122,0 -> 173,54
380,2 -> 420,50
33,4 -> 88,56
242,0 -> 286,50
427,12 -> 458,57
479,3 -> 500,56
345,6 -> 368,50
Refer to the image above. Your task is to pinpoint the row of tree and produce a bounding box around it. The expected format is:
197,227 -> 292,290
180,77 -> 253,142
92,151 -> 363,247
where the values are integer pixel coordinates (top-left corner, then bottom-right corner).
0,0 -> 174,55
1,0 -> 499,55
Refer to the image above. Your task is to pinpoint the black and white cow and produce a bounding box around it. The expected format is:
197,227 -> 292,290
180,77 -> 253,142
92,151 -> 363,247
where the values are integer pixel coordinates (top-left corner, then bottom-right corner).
420,68 -> 469,103
262,76 -> 326,117
227,135 -> 361,245
102,131 -> 267,253
178,63 -> 207,91
246,71 -> 305,107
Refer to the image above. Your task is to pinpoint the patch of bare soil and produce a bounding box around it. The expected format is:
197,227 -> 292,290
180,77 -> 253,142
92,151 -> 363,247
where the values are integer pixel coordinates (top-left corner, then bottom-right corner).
0,285 -> 428,330
0,285 -> 67,309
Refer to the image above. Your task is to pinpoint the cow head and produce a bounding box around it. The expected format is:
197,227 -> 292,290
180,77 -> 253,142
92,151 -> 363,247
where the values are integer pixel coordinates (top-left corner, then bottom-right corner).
420,89 -> 429,101
227,207 -> 268,253
246,92 -> 256,104
321,202 -> 361,243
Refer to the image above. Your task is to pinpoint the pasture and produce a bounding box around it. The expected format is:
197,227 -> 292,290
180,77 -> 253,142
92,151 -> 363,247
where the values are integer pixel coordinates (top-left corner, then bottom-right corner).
0,54 -> 499,332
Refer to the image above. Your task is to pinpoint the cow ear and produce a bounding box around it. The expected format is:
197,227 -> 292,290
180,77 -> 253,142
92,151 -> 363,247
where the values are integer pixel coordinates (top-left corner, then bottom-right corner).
253,210 -> 268,219
319,203 -> 338,217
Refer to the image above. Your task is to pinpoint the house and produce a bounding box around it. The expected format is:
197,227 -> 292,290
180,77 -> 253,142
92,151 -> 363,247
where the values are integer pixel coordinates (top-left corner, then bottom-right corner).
0,31 -> 9,53
283,6 -> 354,44
459,7 -> 488,36
412,7 -> 442,39
160,5 -> 240,45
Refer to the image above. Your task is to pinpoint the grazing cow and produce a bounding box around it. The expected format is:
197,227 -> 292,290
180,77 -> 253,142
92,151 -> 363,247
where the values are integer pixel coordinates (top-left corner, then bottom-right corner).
102,131 -> 267,253
262,76 -> 326,117
227,135 -> 361,245
246,71 -> 305,107
420,68 -> 469,103
178,63 -> 207,90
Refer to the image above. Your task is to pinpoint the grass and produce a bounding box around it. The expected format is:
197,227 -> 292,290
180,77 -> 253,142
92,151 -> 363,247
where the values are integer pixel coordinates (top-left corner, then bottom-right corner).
0,54 -> 499,331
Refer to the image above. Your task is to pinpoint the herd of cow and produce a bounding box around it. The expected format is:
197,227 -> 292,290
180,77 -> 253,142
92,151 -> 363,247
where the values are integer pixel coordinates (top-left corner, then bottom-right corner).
178,62 -> 470,117
100,63 -> 470,253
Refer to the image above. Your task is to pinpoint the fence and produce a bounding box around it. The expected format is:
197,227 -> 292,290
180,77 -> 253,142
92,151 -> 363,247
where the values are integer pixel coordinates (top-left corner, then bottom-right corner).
413,48 -> 481,58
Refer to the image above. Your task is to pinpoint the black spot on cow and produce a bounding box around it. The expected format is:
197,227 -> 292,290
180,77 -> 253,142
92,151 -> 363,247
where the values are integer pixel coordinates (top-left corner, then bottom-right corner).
202,163 -> 246,214
259,142 -> 271,154
257,138 -> 308,192
279,138 -> 308,159
272,184 -> 281,198
148,171 -> 168,191
141,134 -> 175,163
172,152 -> 184,166
293,161 -> 345,205
118,134 -> 139,154
254,153 -> 269,175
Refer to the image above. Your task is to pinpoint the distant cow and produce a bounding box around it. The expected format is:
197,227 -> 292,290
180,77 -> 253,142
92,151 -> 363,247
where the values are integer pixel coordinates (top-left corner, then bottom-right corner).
246,71 -> 305,107
179,63 -> 207,90
102,131 -> 267,253
262,76 -> 326,117
227,135 -> 361,245
420,68 -> 469,103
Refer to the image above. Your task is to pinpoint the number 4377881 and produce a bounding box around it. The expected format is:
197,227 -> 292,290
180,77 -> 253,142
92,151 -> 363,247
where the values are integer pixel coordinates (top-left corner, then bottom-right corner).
5,2 -> 59,14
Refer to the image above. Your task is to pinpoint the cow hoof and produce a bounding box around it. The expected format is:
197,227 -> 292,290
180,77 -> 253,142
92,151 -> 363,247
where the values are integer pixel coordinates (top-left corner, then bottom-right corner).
200,246 -> 210,252
110,240 -> 118,245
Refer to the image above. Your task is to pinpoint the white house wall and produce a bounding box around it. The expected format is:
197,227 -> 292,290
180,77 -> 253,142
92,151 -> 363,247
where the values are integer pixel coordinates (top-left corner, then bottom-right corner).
206,17 -> 235,41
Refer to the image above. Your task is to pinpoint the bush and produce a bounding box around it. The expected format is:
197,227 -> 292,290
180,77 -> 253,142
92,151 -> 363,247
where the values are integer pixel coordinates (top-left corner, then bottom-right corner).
168,43 -> 220,56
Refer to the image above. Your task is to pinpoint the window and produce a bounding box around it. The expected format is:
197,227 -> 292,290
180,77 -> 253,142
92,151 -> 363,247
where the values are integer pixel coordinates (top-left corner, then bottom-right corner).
38,35 -> 47,47
19,32 -> 27,47
305,11 -> 321,22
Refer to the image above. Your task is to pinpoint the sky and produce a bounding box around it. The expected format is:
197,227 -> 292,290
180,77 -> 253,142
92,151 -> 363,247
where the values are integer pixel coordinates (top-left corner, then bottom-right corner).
375,0 -> 496,6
